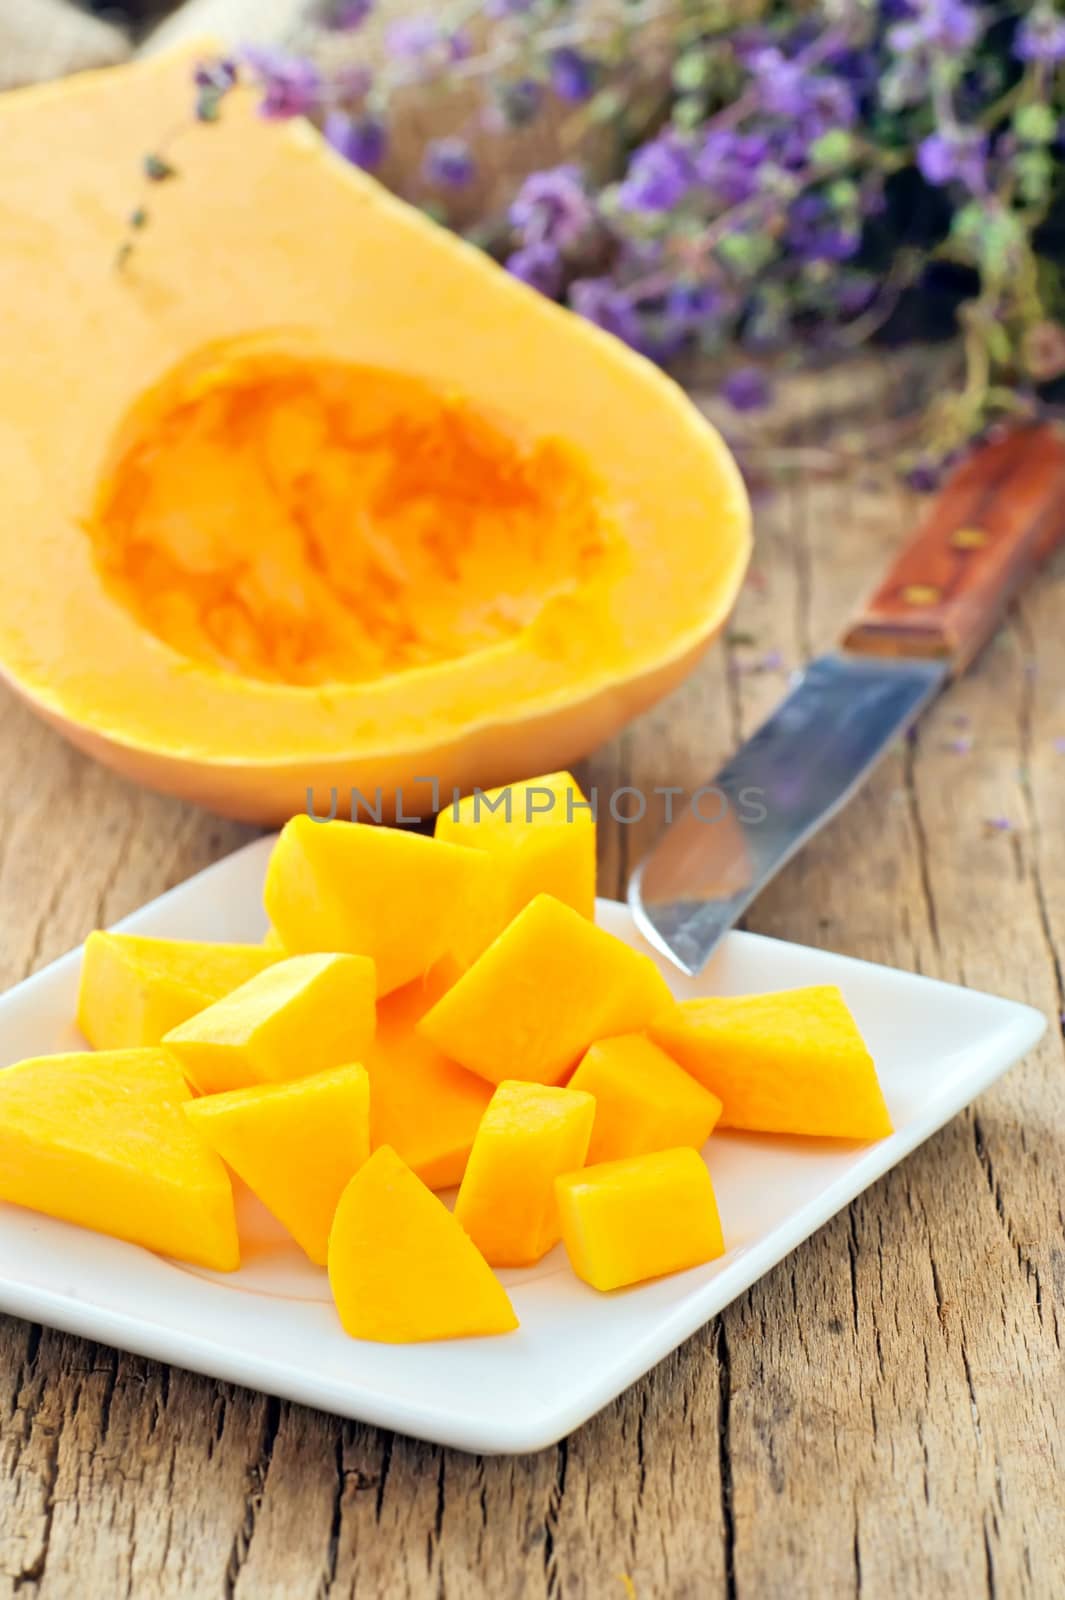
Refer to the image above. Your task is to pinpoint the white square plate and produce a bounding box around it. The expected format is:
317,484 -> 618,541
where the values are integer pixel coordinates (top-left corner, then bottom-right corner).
0,835 -> 1045,1453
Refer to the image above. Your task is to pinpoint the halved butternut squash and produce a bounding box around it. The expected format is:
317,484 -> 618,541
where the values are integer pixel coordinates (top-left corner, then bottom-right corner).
0,49 -> 749,823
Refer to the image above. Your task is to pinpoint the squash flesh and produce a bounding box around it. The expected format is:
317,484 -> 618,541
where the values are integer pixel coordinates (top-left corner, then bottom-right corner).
0,1049 -> 239,1271
454,1081 -> 596,1267
434,770 -> 597,966
184,1064 -> 370,1266
76,931 -> 279,1049
327,1146 -> 519,1342
163,952 -> 377,1095
568,1033 -> 723,1164
263,816 -> 490,996
365,964 -> 493,1190
91,352 -> 613,688
417,893 -> 675,1086
556,1148 -> 725,1292
650,987 -> 894,1140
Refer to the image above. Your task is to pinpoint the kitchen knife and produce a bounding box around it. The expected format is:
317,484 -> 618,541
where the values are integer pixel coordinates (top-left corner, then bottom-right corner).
629,422 -> 1065,976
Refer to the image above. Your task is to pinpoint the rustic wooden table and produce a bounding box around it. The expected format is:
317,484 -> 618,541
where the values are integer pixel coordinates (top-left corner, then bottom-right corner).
0,363 -> 1061,1598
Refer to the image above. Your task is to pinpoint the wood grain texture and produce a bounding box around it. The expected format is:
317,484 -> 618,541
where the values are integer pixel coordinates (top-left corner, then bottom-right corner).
0,358 -> 1062,1598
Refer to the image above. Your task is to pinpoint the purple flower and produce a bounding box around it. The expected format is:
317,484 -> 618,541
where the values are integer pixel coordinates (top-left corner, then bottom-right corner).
386,15 -> 441,60
838,273 -> 877,315
748,47 -> 809,119
194,57 -> 237,92
506,242 -> 564,297
888,0 -> 984,55
666,281 -> 724,329
695,130 -> 767,204
568,278 -> 642,347
917,128 -> 987,190
510,165 -> 593,249
723,367 -> 772,411
330,0 -> 373,31
423,137 -> 475,188
331,64 -> 374,101
323,111 -> 386,171
812,226 -> 862,261
550,48 -> 595,104
787,192 -> 828,251
1015,7 -> 1065,62
496,78 -> 543,127
243,48 -> 322,119
905,458 -> 942,491
808,76 -> 858,131
617,137 -> 693,213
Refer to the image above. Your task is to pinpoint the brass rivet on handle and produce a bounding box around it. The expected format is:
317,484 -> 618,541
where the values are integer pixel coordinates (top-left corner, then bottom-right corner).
901,583 -> 941,606
950,526 -> 990,549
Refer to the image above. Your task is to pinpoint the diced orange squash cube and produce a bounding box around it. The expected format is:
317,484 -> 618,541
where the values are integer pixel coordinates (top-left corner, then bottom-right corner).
569,1034 -> 722,1164
164,952 -> 376,1096
263,816 -> 489,995
418,894 -> 674,1085
434,771 -> 596,964
556,1148 -> 724,1291
651,986 -> 892,1140
366,962 -> 492,1190
328,1146 -> 518,1342
184,1064 -> 369,1265
0,1048 -> 238,1270
77,932 -> 280,1050
455,1081 -> 595,1266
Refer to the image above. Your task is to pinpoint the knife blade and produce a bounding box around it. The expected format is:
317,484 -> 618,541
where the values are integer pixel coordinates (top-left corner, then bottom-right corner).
629,422 -> 1065,976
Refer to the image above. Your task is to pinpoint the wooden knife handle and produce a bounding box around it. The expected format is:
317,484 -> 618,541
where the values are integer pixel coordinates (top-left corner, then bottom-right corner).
842,423 -> 1065,673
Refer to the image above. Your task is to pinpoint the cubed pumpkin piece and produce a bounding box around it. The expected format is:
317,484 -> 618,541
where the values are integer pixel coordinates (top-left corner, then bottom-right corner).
556,1148 -> 724,1291
0,1048 -> 238,1270
435,771 -> 596,964
569,1034 -> 722,1164
328,1146 -> 518,1342
455,1080 -> 595,1266
184,1063 -> 369,1265
651,986 -> 892,1140
366,963 -> 492,1190
263,816 -> 489,995
77,932 -> 280,1050
418,894 -> 674,1085
164,952 -> 376,1096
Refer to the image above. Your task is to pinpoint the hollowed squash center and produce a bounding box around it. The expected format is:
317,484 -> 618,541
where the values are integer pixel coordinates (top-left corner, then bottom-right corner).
89,349 -> 612,687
